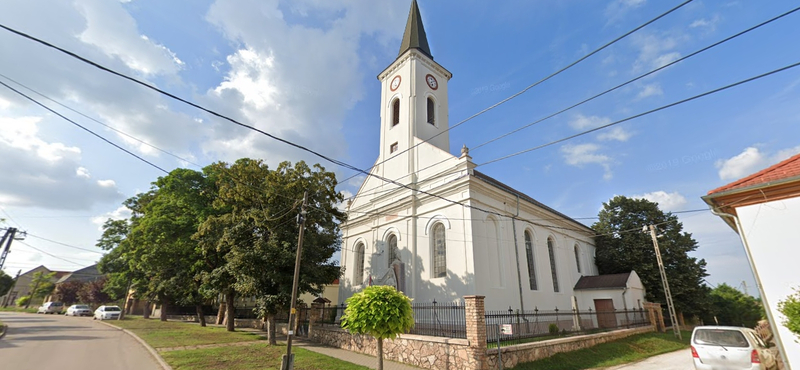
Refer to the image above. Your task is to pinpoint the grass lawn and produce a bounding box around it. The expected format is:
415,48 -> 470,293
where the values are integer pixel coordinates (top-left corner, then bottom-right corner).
107,316 -> 265,348
0,307 -> 38,314
510,330 -> 691,370
161,343 -> 371,370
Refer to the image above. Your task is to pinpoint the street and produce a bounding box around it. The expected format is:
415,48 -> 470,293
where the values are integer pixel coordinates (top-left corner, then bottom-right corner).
602,349 -> 693,370
0,312 -> 161,370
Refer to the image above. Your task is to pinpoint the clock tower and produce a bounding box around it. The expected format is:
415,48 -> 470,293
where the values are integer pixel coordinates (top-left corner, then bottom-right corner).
376,0 -> 452,181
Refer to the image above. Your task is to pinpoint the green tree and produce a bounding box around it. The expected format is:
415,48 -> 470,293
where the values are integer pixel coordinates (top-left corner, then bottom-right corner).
778,288 -> 800,339
592,196 -> 710,318
0,270 -> 14,297
196,159 -> 344,337
701,284 -> 763,328
341,286 -> 414,370
29,271 -> 57,300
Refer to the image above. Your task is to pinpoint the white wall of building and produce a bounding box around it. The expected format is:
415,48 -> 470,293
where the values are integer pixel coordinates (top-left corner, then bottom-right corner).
737,196 -> 800,368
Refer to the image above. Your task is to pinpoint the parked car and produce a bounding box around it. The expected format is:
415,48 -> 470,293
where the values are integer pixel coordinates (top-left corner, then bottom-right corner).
691,326 -> 777,370
37,301 -> 64,314
65,304 -> 93,317
93,305 -> 122,320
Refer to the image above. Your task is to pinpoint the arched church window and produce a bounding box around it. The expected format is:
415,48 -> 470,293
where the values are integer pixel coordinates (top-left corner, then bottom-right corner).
432,223 -> 446,278
427,97 -> 435,125
388,234 -> 399,267
355,242 -> 365,284
524,230 -> 537,290
574,244 -> 582,274
548,237 -> 559,293
392,98 -> 400,126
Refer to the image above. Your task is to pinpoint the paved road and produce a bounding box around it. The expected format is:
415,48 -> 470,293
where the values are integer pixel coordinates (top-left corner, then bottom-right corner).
0,312 -> 161,370
603,349 -> 693,370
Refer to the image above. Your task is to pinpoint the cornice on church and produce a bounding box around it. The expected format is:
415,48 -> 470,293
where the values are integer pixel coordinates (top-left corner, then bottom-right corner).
377,49 -> 452,82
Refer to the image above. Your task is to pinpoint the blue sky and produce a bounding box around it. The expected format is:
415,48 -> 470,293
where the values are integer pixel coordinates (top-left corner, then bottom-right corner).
1,0 -> 799,297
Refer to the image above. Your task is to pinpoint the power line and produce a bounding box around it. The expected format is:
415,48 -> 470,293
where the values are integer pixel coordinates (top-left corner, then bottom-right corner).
345,5 -> 800,202
0,206 -> 23,229
336,0 -> 695,186
26,233 -> 104,255
0,73 -> 203,169
0,79 -> 169,174
478,60 -> 800,166
15,241 -> 90,266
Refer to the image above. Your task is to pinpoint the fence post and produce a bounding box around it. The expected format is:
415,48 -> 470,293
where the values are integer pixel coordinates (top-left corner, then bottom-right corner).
309,303 -> 322,338
464,295 -> 488,370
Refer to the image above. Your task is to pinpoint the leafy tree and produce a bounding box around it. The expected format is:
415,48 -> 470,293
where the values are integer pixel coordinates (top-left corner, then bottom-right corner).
29,271 -> 57,300
0,270 -> 14,297
701,284 -> 763,328
592,196 -> 710,318
341,286 -> 414,370
778,288 -> 800,339
55,281 -> 85,305
16,296 -> 30,307
78,278 -> 110,306
197,159 -> 344,339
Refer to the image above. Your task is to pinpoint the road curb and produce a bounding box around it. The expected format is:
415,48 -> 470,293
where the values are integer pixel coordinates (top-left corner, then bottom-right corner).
97,320 -> 172,370
0,324 -> 7,340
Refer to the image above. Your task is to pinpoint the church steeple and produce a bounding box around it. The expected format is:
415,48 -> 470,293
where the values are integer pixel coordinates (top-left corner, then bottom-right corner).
398,0 -> 432,59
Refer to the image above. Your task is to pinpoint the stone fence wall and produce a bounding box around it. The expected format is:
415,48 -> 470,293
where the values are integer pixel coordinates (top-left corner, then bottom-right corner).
305,295 -> 660,370
486,326 -> 654,369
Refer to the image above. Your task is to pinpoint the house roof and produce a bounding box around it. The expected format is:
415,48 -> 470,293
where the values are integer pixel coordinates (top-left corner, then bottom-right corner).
56,264 -> 102,284
472,170 -> 595,233
398,0 -> 432,59
573,272 -> 632,290
707,152 -> 800,196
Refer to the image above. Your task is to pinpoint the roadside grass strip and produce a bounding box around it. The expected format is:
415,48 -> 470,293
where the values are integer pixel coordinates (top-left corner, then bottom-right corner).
108,316 -> 265,348
161,343 -> 372,370
510,330 -> 691,370
0,307 -> 38,314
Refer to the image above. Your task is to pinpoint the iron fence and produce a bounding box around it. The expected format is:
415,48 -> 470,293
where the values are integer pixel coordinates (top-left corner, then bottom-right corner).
486,307 -> 650,347
300,300 -> 467,339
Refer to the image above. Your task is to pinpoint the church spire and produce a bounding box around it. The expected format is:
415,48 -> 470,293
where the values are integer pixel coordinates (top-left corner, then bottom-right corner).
398,0 -> 432,59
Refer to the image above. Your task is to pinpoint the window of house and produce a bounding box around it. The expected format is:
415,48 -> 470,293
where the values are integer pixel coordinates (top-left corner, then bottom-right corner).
388,234 -> 398,267
355,242 -> 365,284
432,223 -> 446,278
574,244 -> 582,274
524,230 -> 537,290
548,237 -> 559,293
390,142 -> 398,153
427,97 -> 435,125
392,99 -> 400,126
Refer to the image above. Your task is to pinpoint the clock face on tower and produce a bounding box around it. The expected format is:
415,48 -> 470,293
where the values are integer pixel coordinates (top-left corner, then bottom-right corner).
425,74 -> 438,90
390,75 -> 401,91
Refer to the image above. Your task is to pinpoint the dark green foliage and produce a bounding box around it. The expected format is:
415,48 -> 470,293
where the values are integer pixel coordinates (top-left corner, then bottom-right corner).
592,196 -> 710,318
29,271 -> 57,299
0,270 -> 13,297
549,323 -> 559,335
700,284 -> 763,328
778,288 -> 800,338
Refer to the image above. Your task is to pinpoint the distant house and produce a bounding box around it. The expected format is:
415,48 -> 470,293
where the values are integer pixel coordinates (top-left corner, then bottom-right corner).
0,265 -> 69,307
703,152 -> 800,369
299,278 -> 339,307
573,271 -> 646,313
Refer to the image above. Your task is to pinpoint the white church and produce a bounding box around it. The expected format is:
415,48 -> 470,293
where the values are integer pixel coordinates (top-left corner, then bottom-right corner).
338,1 -> 645,313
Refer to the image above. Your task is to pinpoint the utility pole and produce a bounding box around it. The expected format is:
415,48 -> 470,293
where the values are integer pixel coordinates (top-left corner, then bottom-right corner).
281,191 -> 309,370
646,225 -> 681,340
0,227 -> 18,271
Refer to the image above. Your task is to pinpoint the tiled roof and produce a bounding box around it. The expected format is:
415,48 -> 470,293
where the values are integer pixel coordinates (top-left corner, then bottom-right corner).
708,152 -> 800,195
573,272 -> 631,290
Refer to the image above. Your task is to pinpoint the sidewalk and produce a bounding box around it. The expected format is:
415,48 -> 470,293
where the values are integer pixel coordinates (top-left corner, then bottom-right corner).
234,327 -> 421,370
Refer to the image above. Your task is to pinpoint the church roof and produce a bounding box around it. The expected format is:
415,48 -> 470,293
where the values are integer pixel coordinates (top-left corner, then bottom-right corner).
573,272 -> 632,290
472,170 -> 594,233
398,0 -> 432,59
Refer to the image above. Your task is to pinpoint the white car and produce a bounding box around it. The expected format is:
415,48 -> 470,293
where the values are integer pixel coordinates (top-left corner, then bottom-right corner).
691,326 -> 777,370
65,304 -> 93,317
93,305 -> 122,320
37,301 -> 64,314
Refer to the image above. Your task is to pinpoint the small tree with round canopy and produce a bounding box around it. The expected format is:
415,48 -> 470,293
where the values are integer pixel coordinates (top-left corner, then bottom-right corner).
340,285 -> 414,370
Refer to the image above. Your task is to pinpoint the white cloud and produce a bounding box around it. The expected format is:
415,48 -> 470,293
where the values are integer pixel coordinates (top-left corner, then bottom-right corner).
630,32 -> 685,73
597,126 -> 633,142
97,179 -> 116,187
92,206 -> 132,229
632,191 -> 688,211
0,116 -> 123,209
715,146 -> 800,180
637,83 -> 663,99
605,0 -> 647,23
561,143 -> 613,180
569,114 -> 611,130
690,15 -> 721,32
